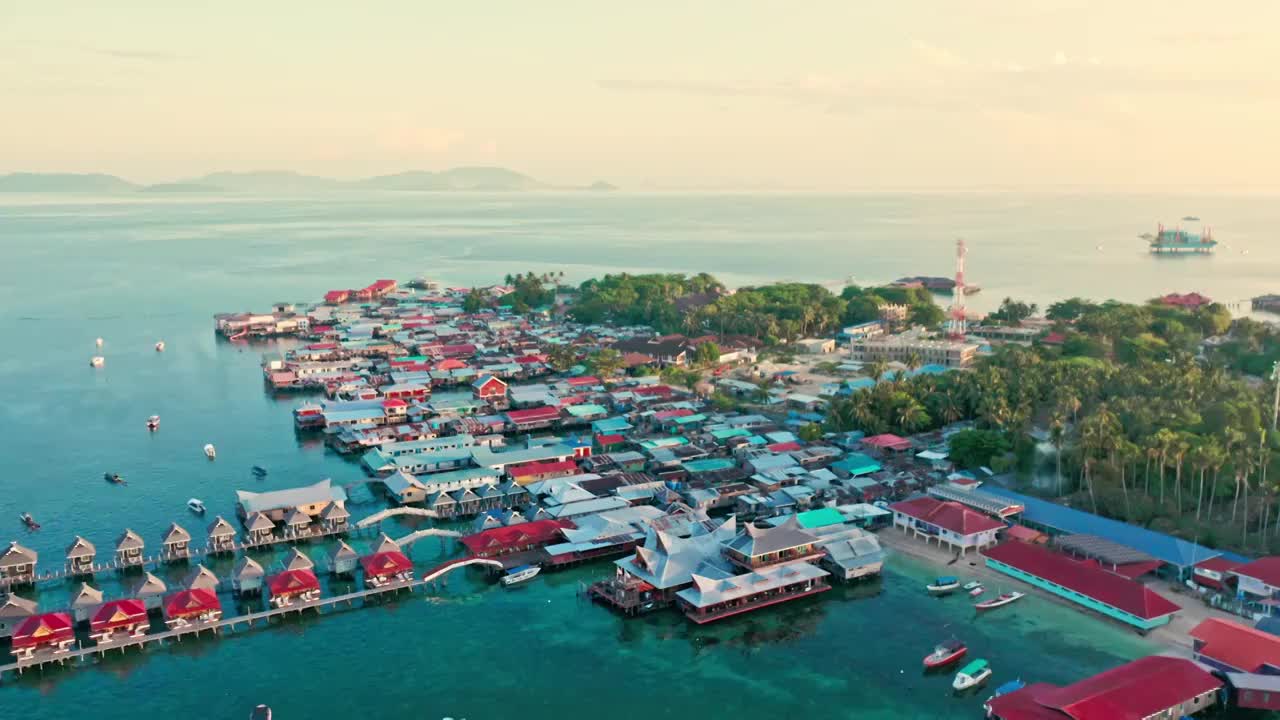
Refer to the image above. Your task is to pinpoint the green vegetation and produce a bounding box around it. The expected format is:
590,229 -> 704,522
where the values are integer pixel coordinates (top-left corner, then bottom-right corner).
1212,318 -> 1280,376
500,272 -> 557,312
987,298 -> 1038,326
584,348 -> 624,378
948,429 -> 1012,469
689,283 -> 846,341
840,285 -> 945,327
571,273 -> 723,330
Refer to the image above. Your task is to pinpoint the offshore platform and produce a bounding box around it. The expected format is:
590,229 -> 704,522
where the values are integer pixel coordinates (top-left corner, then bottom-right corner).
1146,222 -> 1217,255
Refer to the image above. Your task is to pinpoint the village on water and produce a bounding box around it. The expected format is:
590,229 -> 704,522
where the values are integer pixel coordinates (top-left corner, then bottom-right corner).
6,270 -> 1280,720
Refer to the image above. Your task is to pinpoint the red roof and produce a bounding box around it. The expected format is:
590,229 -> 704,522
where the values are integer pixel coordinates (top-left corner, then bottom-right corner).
11,612 -> 74,649
890,496 -> 1004,536
324,290 -> 350,303
508,458 -> 578,478
164,588 -> 222,619
1195,555 -> 1243,574
381,398 -> 408,408
90,599 -> 149,631
632,384 -> 674,397
1160,292 -> 1212,308
1231,556 -> 1280,587
505,406 -> 563,424
436,357 -> 470,371
654,408 -> 695,421
767,441 -> 803,452
307,342 -> 339,350
983,541 -> 1180,620
595,433 -> 625,446
988,656 -> 1222,720
1190,618 -> 1280,673
1041,332 -> 1066,345
460,519 -> 574,555
863,433 -> 912,451
360,550 -> 413,579
566,375 -> 600,386
267,568 -> 320,597
1005,525 -> 1048,544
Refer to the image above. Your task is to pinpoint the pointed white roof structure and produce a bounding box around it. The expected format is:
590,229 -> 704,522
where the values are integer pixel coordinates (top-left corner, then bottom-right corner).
65,536 -> 96,559
70,582 -> 104,608
283,548 -> 315,572
184,564 -> 220,590
233,555 -> 265,580
373,533 -> 401,554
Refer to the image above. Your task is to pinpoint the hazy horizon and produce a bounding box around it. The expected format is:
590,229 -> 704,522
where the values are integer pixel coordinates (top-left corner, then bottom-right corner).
5,2 -> 1279,190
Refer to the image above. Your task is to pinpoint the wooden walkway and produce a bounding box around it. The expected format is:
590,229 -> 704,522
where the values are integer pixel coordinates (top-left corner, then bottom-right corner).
356,506 -> 440,528
0,555 -> 501,680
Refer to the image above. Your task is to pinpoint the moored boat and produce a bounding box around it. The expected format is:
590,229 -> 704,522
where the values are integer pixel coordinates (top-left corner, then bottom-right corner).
19,512 -> 40,531
155,341 -> 165,352
204,444 -> 217,459
953,659 -> 992,691
250,705 -> 272,720
963,580 -> 982,591
975,591 -> 1025,611
252,465 -> 268,477
984,678 -> 1026,715
90,356 -> 105,368
501,564 -> 541,587
147,415 -> 161,430
187,498 -> 206,515
927,576 -> 961,596
104,472 -> 125,485
922,638 -> 966,670
969,586 -> 985,597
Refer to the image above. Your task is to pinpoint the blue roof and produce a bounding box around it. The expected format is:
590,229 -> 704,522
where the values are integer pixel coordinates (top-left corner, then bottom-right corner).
984,486 -> 1222,568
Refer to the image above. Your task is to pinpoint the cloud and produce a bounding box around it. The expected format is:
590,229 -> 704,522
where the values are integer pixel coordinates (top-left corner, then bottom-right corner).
91,48 -> 185,62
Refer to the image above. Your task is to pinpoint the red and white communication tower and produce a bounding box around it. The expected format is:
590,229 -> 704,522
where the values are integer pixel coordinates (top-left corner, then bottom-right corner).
948,238 -> 967,339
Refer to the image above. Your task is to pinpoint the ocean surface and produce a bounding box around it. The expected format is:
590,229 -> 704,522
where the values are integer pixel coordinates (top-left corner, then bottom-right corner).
0,191 -> 1273,719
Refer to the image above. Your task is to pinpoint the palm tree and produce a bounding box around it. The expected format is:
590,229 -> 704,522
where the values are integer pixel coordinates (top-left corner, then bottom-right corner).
1049,413 -> 1066,497
867,359 -> 889,385
905,352 -> 922,374
896,400 -> 930,434
1172,434 -> 1191,515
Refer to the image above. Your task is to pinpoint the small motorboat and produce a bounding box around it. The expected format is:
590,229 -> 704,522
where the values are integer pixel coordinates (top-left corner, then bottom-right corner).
104,472 -> 126,485
975,591 -> 1025,611
501,564 -> 541,587
204,444 -> 217,460
90,356 -> 105,368
147,415 -> 161,430
19,512 -> 40,531
927,576 -> 961,596
922,638 -> 966,670
962,581 -> 982,592
95,337 -> 104,347
969,586 -> 985,597
155,341 -> 165,352
985,678 -> 1026,711
187,498 -> 206,515
252,465 -> 268,477
953,659 -> 992,692
250,705 -> 272,720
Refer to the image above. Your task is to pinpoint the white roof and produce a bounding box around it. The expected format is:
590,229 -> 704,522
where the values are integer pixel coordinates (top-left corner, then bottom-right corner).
677,562 -> 829,608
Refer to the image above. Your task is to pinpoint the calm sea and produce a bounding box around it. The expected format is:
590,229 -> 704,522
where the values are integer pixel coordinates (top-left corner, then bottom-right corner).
0,191 -> 1269,719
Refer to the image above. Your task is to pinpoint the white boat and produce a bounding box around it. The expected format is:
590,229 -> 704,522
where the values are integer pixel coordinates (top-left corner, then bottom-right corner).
953,659 -> 992,691
975,591 -> 1026,611
95,337 -> 104,348
155,341 -> 165,352
187,498 -> 206,514
501,564 -> 540,587
147,415 -> 160,430
204,444 -> 217,459
250,705 -> 272,720
90,356 -> 105,368
962,581 -> 983,592
927,576 -> 961,596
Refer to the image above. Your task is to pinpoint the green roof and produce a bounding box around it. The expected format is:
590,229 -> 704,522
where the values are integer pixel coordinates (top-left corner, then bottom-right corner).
682,458 -> 738,473
833,453 -> 881,476
672,413 -> 708,425
639,436 -> 689,450
711,428 -> 753,440
795,508 -> 846,529
565,404 -> 608,418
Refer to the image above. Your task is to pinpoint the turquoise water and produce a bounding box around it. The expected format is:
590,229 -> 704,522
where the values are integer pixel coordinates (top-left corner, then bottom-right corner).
0,192 -> 1267,718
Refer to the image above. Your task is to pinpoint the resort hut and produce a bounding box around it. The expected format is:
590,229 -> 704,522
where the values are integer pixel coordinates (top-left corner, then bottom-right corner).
9,612 -> 75,661
500,480 -> 530,506
266,568 -> 321,608
160,523 -> 192,561
206,516 -> 238,554
114,529 -> 145,568
478,483 -> 504,512
318,501 -> 350,532
163,588 -> 222,629
360,549 -> 414,588
282,507 -> 311,538
450,487 -> 482,516
131,572 -> 168,611
88,599 -> 149,644
0,540 -> 38,584
373,533 -> 402,555
282,547 -> 315,572
243,512 -> 276,545
70,582 -> 104,624
232,555 -> 265,595
473,511 -> 505,533
426,491 -> 458,518
0,593 -> 37,639
504,509 -> 528,526
327,541 -> 359,576
183,563 -> 220,591
65,536 -> 97,575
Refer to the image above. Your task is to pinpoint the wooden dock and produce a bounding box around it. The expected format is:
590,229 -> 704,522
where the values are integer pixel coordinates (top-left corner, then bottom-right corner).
0,556 -> 503,680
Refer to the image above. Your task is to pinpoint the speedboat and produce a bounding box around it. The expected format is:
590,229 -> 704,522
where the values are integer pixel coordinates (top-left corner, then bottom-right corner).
985,678 -> 1026,713
187,498 -> 206,515
155,341 -> 165,352
250,705 -> 272,720
90,356 -> 105,368
19,512 -> 40,531
975,591 -> 1025,611
922,639 -> 966,670
953,659 -> 992,691
204,444 -> 217,459
252,465 -> 268,477
962,581 -> 982,592
147,415 -> 161,430
104,472 -> 125,485
95,337 -> 104,347
501,564 -> 541,587
927,576 -> 961,596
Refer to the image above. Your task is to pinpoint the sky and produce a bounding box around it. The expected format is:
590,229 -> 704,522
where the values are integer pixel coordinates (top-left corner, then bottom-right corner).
2,1 -> 1279,190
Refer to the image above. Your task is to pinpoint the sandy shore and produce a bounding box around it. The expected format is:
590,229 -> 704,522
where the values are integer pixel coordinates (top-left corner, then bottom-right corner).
875,528 -> 1243,657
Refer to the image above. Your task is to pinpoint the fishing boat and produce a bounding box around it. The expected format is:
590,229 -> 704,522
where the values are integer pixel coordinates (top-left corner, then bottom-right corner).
187,498 -> 206,515
146,415 -> 161,430
104,472 -> 125,485
975,591 -> 1025,611
984,678 -> 1026,715
19,512 -> 40,530
927,576 -> 961,596
953,659 -> 992,692
204,444 -> 217,459
501,564 -> 541,587
90,356 -> 105,368
155,341 -> 165,352
922,638 -> 967,670
252,465 -> 268,477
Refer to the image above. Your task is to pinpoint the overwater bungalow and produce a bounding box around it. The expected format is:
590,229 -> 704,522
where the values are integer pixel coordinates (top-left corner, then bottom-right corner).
160,523 -> 193,561
9,612 -> 75,661
232,555 -> 265,595
676,562 -> 831,624
319,501 -> 350,532
283,508 -> 312,538
0,594 -> 37,638
327,541 -> 360,576
267,568 -> 321,608
206,516 -> 238,554
283,547 -> 315,572
243,512 -> 276,545
451,487 -> 482,516
817,530 -> 885,581
360,550 -> 414,588
373,533 -> 402,555
163,588 -> 223,629
591,518 -> 738,616
65,536 -> 97,575
722,517 -> 822,570
70,582 -> 104,623
131,572 -> 168,611
114,529 -> 145,568
184,564 -> 220,591
88,599 -> 149,644
0,540 -> 38,584
235,479 -> 348,523
426,491 -> 458,517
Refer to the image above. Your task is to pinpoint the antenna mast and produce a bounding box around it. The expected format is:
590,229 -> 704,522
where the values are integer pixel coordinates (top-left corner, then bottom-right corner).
948,238 -> 967,339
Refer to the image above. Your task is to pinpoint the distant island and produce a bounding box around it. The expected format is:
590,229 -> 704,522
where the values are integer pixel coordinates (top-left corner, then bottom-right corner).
0,167 -> 617,194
